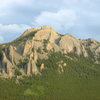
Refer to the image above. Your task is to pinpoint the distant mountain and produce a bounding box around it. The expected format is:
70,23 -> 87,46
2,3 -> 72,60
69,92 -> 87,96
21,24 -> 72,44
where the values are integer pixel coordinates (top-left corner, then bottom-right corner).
0,25 -> 100,78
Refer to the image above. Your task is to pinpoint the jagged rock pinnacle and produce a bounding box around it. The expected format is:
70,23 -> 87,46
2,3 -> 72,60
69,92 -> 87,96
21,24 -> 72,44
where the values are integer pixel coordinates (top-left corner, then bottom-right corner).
0,25 -> 100,78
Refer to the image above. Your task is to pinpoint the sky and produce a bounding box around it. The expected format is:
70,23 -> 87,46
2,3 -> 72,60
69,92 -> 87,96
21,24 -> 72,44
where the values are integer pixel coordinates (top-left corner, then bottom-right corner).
0,0 -> 100,43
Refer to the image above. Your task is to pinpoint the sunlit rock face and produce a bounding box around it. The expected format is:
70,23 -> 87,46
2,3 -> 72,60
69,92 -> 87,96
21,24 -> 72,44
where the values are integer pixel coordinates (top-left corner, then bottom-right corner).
0,25 -> 100,78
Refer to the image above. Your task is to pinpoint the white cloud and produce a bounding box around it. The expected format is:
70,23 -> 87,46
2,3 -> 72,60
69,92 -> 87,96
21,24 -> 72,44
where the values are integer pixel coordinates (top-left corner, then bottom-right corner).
0,24 -> 31,43
0,0 -> 28,8
0,0 -> 100,41
33,9 -> 77,33
0,0 -> 30,17
0,24 -> 30,32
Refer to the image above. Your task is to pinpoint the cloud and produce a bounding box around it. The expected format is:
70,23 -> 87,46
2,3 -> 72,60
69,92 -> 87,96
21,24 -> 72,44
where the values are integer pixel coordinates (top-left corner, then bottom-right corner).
33,9 -> 77,33
0,0 -> 28,8
0,24 -> 31,43
0,0 -> 100,42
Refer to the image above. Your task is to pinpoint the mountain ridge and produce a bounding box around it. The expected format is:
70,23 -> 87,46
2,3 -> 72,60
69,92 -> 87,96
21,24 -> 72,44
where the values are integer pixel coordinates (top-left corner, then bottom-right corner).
0,25 -> 100,78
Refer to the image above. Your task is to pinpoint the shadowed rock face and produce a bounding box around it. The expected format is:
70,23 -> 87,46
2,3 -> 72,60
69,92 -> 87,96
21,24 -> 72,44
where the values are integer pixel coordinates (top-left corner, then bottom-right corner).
0,25 -> 100,78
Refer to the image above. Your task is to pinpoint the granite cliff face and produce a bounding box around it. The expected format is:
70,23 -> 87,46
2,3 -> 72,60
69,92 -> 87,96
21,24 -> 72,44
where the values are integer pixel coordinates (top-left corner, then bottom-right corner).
0,26 -> 100,78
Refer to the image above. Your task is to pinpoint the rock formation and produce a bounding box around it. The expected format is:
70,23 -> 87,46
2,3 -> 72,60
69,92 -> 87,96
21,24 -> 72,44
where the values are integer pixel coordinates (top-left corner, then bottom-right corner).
0,25 -> 99,78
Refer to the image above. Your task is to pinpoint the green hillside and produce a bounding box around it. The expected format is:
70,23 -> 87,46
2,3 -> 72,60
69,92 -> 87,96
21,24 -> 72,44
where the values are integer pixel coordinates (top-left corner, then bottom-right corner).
0,52 -> 100,100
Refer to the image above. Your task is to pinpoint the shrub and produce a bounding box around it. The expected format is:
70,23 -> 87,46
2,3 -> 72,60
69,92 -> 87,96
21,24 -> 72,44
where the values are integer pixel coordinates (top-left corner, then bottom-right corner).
17,58 -> 29,69
0,48 -> 3,60
15,69 -> 22,76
